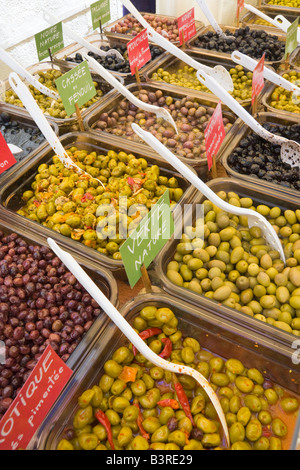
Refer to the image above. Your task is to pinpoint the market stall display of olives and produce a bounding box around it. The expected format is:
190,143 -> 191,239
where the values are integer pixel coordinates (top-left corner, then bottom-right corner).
4,68 -> 104,119
150,64 -> 253,102
56,305 -> 299,450
166,191 -> 300,336
192,27 -> 286,62
16,148 -> 184,259
64,45 -> 164,75
90,89 -> 233,161
1,0 -> 300,452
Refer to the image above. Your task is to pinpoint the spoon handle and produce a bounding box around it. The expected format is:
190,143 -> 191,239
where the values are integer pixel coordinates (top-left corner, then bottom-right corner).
195,0 -> 228,37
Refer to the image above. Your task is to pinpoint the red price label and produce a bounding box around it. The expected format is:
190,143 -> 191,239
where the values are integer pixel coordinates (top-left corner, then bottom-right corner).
237,0 -> 245,17
204,102 -> 226,170
0,345 -> 73,450
252,53 -> 265,106
178,8 -> 197,45
127,28 -> 151,75
0,131 -> 17,175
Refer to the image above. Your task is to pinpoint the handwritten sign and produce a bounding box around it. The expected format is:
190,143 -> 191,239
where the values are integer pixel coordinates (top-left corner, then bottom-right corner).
252,53 -> 265,106
127,29 -> 152,75
35,23 -> 64,61
0,345 -> 73,450
178,8 -> 197,45
204,102 -> 226,170
285,17 -> 299,59
0,131 -> 17,175
91,0 -> 111,30
55,61 -> 96,116
120,190 -> 174,288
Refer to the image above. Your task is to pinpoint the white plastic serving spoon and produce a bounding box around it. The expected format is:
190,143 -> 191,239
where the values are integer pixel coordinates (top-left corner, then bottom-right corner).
82,52 -> 178,134
231,50 -> 300,98
43,11 -> 125,63
196,68 -> 300,169
8,72 -> 105,188
131,122 -> 286,264
195,0 -> 235,39
0,47 -> 59,101
120,0 -> 234,93
244,3 -> 300,43
47,236 -> 230,448
7,144 -> 22,155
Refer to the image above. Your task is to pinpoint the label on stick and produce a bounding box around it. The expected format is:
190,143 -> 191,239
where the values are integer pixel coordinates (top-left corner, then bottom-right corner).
55,61 -> 97,117
285,17 -> 299,58
120,190 -> 174,288
204,102 -> 226,170
0,131 -> 17,175
252,53 -> 265,106
91,0 -> 111,30
0,345 -> 73,450
178,8 -> 197,45
35,23 -> 64,61
237,0 -> 245,18
127,29 -> 151,75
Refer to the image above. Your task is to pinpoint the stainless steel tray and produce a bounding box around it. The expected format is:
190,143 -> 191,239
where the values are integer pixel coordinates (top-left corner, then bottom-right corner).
143,51 -> 271,110
0,131 -> 197,278
188,24 -> 288,69
220,112 -> 300,198
31,292 -> 300,450
261,0 -> 300,16
2,61 -> 117,134
52,33 -> 167,85
83,82 -> 236,178
261,68 -> 300,118
155,177 -> 300,346
104,12 -> 204,47
241,7 -> 300,32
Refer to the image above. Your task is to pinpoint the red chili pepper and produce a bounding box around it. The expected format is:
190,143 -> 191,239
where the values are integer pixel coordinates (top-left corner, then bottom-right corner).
95,409 -> 115,450
133,399 -> 150,441
81,193 -> 94,203
159,337 -> 172,359
173,376 -> 195,426
132,327 -> 162,356
262,426 -> 273,438
157,399 -> 179,409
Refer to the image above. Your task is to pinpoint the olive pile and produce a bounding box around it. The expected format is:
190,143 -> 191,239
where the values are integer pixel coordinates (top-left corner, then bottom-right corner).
227,122 -> 300,191
151,65 -> 253,102
65,45 -> 164,75
109,14 -> 181,42
269,71 -> 300,114
167,192 -> 300,336
4,69 -> 104,119
17,148 -> 184,259
0,111 -> 45,163
0,230 -> 103,419
193,27 -> 285,62
267,0 -> 300,6
56,305 -> 299,450
93,90 -> 233,161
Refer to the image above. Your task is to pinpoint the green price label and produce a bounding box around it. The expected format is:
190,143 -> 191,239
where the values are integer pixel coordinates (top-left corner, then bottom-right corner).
91,0 -> 111,30
55,61 -> 96,117
285,17 -> 299,58
120,190 -> 174,288
35,23 -> 64,61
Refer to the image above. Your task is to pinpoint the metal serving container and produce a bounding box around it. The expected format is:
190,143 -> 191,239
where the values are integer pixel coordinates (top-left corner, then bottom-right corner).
0,103 -> 59,181
262,68 -> 300,119
188,25 -> 288,70
2,61 -> 116,134
83,82 -> 236,178
241,6 -> 300,32
143,51 -> 270,110
104,12 -> 204,48
52,33 -> 167,85
155,177 -> 300,347
0,131 -> 197,279
0,216 -> 119,434
31,292 -> 300,450
220,112 -> 300,199
261,0 -> 300,16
